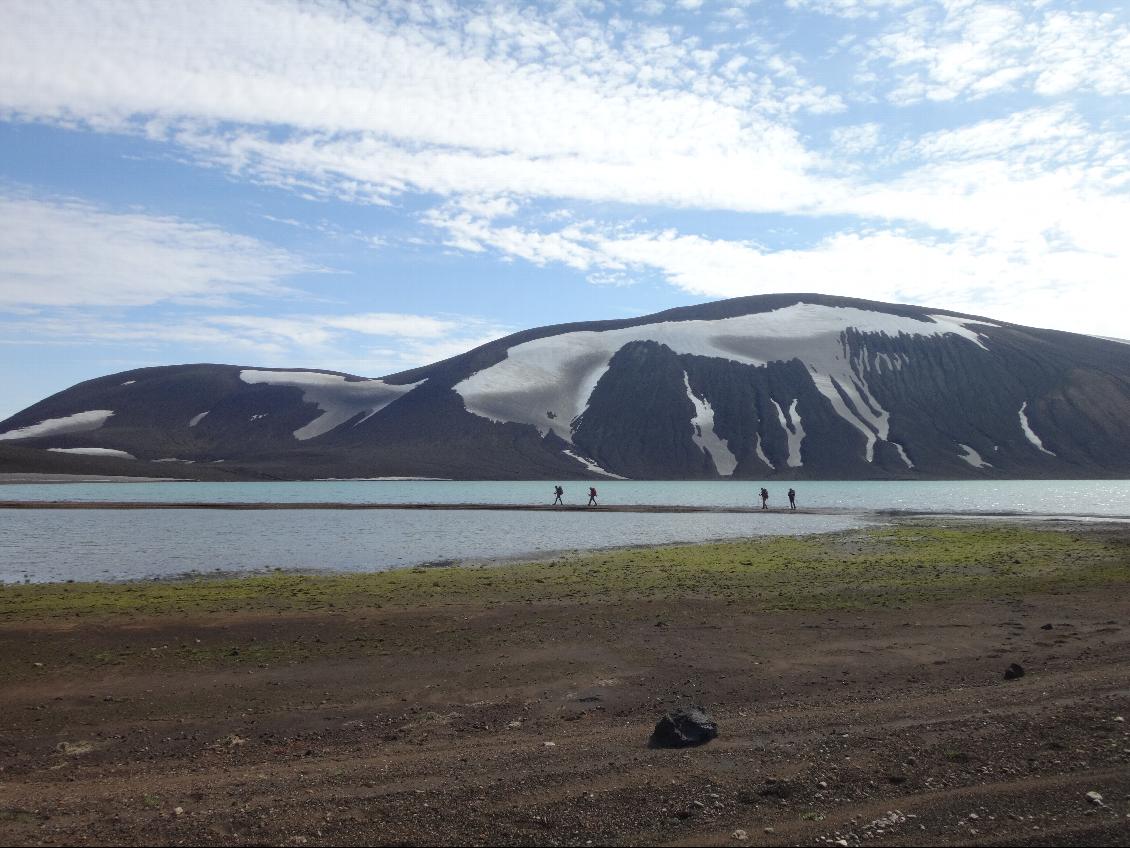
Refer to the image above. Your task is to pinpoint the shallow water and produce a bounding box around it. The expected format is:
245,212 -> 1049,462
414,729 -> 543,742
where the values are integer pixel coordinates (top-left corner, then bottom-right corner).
1,479 -> 1127,583
0,508 -> 863,584
3,478 -> 1130,514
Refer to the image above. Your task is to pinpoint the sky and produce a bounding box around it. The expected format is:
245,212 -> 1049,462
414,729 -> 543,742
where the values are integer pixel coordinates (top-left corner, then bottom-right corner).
1,0 -> 1128,420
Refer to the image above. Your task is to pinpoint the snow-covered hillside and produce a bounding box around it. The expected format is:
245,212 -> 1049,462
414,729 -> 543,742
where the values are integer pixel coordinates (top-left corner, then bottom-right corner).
454,303 -> 995,471
0,294 -> 1126,480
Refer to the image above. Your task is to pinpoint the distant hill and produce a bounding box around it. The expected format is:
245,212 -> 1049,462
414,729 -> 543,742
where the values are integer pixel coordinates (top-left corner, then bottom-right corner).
3,293 -> 1130,480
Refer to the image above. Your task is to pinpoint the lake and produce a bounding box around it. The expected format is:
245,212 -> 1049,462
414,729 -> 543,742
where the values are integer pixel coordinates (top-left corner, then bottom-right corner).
1,479 -> 1127,583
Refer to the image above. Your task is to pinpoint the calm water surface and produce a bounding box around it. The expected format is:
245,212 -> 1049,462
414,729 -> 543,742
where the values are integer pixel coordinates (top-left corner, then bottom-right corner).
1,480 -> 1127,583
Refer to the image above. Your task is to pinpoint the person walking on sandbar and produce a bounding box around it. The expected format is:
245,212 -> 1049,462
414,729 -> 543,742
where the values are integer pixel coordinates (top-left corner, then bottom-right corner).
788,488 -> 796,510
588,486 -> 598,507
553,485 -> 564,506
759,487 -> 769,510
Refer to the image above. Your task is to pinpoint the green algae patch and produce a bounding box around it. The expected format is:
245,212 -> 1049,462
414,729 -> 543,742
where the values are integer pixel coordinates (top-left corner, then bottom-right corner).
2,522 -> 1128,623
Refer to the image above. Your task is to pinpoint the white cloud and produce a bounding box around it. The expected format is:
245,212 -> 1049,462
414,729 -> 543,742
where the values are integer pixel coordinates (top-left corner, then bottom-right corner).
0,0 -> 843,211
423,210 -> 1130,340
0,193 -> 312,308
1,0 -> 1128,348
865,2 -> 1130,104
830,122 -> 882,155
787,0 -> 918,19
0,309 -> 513,376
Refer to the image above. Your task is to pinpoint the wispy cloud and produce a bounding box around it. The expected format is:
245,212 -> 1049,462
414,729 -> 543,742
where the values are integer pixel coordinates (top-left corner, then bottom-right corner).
2,0 -> 1128,351
862,2 -> 1130,104
0,192 -> 313,308
422,208 -> 1130,339
0,308 -> 513,376
0,0 -> 840,210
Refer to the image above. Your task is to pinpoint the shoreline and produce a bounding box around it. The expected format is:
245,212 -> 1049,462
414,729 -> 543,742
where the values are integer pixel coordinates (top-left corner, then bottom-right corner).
0,519 -> 1127,846
3,498 -> 1129,521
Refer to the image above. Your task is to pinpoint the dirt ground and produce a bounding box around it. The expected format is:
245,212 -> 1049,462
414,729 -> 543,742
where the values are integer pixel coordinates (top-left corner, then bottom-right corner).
1,521 -> 1128,846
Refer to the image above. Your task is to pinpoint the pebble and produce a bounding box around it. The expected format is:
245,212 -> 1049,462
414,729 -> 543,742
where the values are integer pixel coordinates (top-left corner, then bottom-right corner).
1085,791 -> 1103,806
731,829 -> 748,841
173,807 -> 184,816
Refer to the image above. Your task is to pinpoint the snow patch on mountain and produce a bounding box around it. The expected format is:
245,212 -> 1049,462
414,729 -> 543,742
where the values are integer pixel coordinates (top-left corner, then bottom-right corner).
958,443 -> 992,468
562,449 -> 627,479
239,370 -> 423,440
0,410 -> 114,441
892,442 -> 914,468
1019,402 -> 1056,456
683,373 -> 737,476
455,304 -> 991,464
771,399 -> 805,468
48,447 -> 135,459
188,411 -> 208,427
753,433 -> 774,470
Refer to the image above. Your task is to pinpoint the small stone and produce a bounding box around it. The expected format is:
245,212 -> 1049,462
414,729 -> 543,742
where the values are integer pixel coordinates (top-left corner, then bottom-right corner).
1040,623 -> 1053,630
1003,663 -> 1025,680
174,807 -> 184,816
1086,791 -> 1103,806
763,827 -> 775,834
543,741 -> 556,747
731,829 -> 748,841
1114,716 -> 1125,723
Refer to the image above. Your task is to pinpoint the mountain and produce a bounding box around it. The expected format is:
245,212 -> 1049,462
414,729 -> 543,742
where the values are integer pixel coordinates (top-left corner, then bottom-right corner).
3,293 -> 1130,480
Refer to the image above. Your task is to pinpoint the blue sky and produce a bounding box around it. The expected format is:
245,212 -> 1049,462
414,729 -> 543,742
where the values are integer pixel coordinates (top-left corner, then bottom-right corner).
1,0 -> 1128,420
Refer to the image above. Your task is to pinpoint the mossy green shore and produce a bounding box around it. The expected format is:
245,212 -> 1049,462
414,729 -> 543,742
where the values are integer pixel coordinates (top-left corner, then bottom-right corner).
4,522 -> 1129,622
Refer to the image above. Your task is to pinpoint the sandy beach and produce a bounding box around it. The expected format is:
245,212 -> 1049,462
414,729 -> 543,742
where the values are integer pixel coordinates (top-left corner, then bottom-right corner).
0,519 -> 1128,846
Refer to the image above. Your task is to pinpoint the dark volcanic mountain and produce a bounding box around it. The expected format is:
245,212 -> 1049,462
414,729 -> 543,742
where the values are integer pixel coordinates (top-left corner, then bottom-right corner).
4,293 -> 1130,480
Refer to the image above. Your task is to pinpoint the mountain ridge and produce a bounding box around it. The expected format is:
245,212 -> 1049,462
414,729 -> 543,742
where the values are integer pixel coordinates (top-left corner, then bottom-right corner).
3,293 -> 1129,480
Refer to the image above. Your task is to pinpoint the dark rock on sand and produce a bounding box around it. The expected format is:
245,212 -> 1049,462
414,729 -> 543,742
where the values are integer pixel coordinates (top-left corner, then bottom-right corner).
1004,663 -> 1025,680
649,706 -> 718,748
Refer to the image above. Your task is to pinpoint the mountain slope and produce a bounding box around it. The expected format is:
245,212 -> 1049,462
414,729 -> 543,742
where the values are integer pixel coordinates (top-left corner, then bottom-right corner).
3,293 -> 1130,480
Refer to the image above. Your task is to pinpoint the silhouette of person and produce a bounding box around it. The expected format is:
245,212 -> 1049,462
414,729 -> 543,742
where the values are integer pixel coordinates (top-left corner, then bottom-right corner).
788,488 -> 796,510
760,487 -> 769,510
553,485 -> 564,506
588,486 -> 598,507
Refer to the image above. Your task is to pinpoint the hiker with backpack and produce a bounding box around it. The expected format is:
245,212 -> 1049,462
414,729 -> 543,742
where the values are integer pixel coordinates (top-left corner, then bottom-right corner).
552,485 -> 564,506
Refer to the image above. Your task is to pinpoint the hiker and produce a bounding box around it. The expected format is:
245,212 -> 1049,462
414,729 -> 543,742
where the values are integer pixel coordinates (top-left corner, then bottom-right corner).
788,488 -> 796,510
588,486 -> 598,507
759,487 -> 769,510
552,485 -> 564,506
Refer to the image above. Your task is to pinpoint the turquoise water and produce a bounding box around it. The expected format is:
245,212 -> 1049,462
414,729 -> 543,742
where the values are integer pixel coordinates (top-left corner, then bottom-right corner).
2,478 -> 1129,515
0,508 -> 863,584
1,480 -> 1127,583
